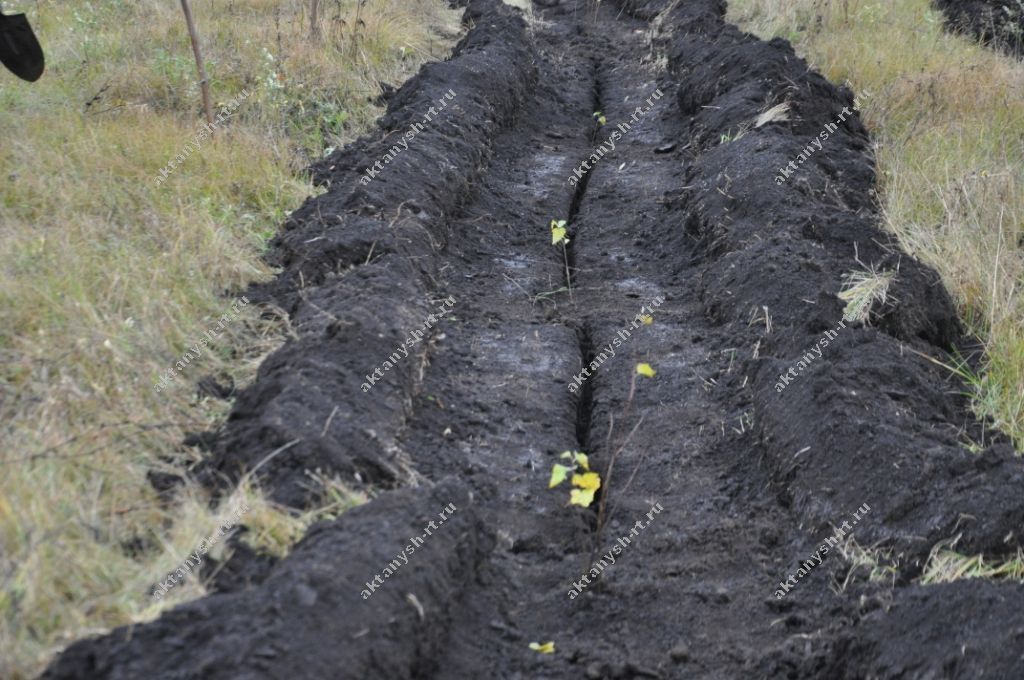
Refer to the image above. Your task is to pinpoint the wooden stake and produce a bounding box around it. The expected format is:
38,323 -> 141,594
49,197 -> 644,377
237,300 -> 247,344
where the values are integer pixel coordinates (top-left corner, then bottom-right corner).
179,0 -> 214,126
310,0 -> 322,39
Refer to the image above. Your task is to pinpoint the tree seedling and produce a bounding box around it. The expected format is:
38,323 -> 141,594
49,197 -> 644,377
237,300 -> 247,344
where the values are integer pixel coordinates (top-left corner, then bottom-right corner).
550,219 -> 568,246
593,111 -> 606,126
594,362 -> 658,547
549,451 -> 601,507
550,219 -> 574,303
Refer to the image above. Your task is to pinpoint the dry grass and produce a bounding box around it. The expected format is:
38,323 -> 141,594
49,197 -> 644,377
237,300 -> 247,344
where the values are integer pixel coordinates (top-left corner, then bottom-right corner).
501,0 -> 535,11
921,535 -> 1024,584
727,0 -> 1024,450
834,536 -> 899,591
0,0 -> 461,676
840,266 -> 896,324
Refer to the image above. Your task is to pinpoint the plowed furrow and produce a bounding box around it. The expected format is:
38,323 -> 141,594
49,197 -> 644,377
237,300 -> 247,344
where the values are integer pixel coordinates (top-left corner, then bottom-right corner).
42,1 -> 1024,679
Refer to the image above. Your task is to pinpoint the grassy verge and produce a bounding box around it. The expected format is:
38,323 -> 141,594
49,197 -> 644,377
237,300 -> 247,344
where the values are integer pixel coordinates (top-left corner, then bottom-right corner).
725,0 -> 1024,450
0,0 -> 461,676
725,0 -> 1024,583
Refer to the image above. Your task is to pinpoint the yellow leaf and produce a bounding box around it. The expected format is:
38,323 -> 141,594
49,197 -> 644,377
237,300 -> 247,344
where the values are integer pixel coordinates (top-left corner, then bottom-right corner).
640,314 -> 654,325
571,472 -> 601,491
559,451 -> 575,460
550,219 -> 569,245
549,464 -> 571,488
569,487 -> 597,507
529,641 -> 555,654
636,363 -> 656,378
573,452 -> 589,470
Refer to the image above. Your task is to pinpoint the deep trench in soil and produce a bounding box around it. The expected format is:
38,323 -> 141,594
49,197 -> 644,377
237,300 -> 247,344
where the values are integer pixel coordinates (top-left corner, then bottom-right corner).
44,1 -> 1024,679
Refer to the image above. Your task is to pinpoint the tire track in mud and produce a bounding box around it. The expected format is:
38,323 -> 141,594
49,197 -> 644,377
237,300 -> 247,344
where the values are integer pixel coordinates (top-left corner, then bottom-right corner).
45,1 -> 1024,678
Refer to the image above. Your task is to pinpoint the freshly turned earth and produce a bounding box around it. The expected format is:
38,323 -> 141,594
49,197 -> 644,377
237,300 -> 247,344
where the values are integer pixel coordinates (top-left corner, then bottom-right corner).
45,1 -> 1024,678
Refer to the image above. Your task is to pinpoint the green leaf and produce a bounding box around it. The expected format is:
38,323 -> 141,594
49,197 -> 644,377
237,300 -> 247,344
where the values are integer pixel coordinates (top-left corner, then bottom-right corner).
549,464 -> 571,488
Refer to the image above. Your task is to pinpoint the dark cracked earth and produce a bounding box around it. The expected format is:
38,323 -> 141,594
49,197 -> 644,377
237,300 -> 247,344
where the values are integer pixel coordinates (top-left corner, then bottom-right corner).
44,1 -> 1024,678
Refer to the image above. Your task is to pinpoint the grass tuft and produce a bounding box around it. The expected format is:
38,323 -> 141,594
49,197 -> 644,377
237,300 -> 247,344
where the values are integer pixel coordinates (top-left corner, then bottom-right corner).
839,266 -> 895,324
921,539 -> 1024,584
835,536 -> 900,591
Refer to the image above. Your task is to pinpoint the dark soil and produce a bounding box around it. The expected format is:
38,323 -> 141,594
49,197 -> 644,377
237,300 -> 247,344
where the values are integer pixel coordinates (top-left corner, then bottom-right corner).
45,0 -> 1024,678
936,0 -> 1024,57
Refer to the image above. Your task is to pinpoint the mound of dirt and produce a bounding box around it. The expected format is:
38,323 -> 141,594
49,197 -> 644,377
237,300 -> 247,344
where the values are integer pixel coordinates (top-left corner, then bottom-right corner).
759,578 -> 1024,678
936,0 -> 1024,57
190,0 -> 540,509
44,480 -> 484,679
654,0 -> 1024,565
45,0 -> 1024,678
